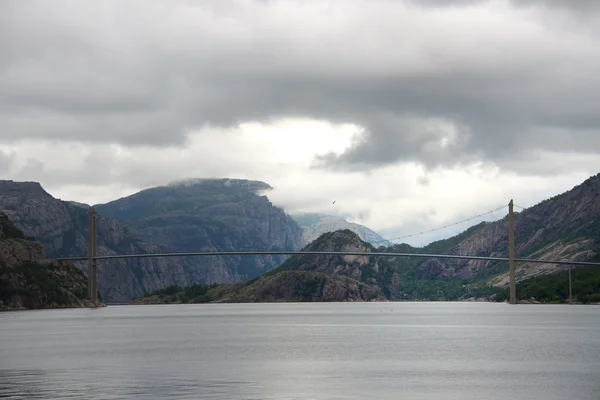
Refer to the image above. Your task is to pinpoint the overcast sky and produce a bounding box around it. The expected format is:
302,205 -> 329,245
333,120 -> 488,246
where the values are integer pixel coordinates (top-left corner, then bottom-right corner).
1,0 -> 599,245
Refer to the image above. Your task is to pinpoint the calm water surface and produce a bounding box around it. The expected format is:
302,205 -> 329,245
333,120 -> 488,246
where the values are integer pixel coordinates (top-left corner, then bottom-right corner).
1,302 -> 599,399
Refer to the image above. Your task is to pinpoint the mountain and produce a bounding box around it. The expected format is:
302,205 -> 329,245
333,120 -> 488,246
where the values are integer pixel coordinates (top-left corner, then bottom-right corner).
3,173 -> 599,304
0,212 -> 103,310
413,173 -> 600,285
133,230 -> 408,303
0,179 -> 303,303
292,212 -> 393,247
94,178 -> 303,279
0,180 -> 193,303
133,173 -> 600,304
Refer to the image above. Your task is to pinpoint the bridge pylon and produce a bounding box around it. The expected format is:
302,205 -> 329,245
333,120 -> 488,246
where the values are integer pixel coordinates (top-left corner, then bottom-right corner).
508,199 -> 517,304
88,207 -> 97,303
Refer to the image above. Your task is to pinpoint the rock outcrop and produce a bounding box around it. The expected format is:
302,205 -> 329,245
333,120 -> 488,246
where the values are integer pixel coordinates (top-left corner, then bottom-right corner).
273,230 -> 405,299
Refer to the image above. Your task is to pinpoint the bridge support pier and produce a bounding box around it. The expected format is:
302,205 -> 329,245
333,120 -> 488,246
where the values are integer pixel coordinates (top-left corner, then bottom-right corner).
88,207 -> 97,303
508,200 -> 517,304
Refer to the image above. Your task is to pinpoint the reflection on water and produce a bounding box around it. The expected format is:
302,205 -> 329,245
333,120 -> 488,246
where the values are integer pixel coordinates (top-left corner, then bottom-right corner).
1,303 -> 600,399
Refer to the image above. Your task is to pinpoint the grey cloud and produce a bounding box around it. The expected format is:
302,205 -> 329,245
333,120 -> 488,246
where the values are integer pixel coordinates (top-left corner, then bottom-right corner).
2,0 -> 600,174
314,113 -> 477,170
511,0 -> 600,12
418,0 -> 600,11
15,158 -> 44,179
11,149 -> 177,189
0,150 -> 16,174
417,176 -> 430,186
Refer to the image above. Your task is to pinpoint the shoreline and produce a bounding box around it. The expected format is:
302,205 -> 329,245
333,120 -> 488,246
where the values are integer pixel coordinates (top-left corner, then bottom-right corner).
0,301 -> 105,312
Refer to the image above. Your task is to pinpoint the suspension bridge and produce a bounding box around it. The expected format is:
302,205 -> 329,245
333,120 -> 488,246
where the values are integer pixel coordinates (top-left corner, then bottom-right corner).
56,200 -> 600,306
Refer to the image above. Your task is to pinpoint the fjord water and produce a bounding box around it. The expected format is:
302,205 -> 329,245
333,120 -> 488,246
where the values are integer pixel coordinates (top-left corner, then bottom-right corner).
1,303 -> 599,399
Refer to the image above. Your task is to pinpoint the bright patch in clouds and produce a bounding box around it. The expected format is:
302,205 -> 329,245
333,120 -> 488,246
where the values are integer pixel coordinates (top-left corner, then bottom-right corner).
2,118 -> 595,246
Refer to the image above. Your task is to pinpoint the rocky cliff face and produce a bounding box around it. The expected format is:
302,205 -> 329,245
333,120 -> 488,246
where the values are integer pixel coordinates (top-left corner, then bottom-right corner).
95,179 -> 303,280
413,174 -> 600,284
277,174 -> 600,295
0,179 -> 303,303
192,229 -> 405,303
133,229 -> 393,303
275,230 -> 404,299
0,212 -> 102,310
292,212 -> 393,247
0,180 -> 195,303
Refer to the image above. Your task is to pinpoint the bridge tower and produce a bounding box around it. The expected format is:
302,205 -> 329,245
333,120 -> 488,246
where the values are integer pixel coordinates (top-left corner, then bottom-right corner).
508,199 -> 517,304
88,207 -> 97,302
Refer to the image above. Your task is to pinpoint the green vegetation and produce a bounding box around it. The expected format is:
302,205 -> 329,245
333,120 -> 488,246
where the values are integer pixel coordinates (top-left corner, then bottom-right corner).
0,262 -> 72,304
494,267 -> 600,304
95,179 -> 272,222
137,283 -> 223,304
267,229 -> 505,302
1,213 -> 100,310
0,261 -> 98,309
397,279 -> 503,301
292,274 -> 324,301
132,226 -> 597,304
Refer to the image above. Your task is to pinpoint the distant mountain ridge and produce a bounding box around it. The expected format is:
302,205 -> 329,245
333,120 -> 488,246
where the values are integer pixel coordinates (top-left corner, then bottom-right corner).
94,178 -> 303,281
292,212 -> 393,247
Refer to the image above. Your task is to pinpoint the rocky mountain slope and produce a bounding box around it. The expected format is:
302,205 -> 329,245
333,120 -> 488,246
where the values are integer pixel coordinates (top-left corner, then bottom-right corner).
3,173 -> 599,304
0,180 -> 194,303
413,173 -> 600,285
134,173 -> 600,304
94,179 -> 303,279
133,230 -> 408,303
292,212 -> 393,247
0,212 -> 102,310
0,179 -> 303,303
270,230 -> 404,299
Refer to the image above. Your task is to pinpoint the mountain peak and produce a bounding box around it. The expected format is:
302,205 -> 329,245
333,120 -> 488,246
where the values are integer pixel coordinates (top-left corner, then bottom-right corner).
305,229 -> 373,252
0,180 -> 51,199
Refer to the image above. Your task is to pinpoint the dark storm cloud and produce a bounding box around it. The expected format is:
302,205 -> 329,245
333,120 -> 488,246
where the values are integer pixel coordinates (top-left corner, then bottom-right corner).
1,0 -> 600,171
